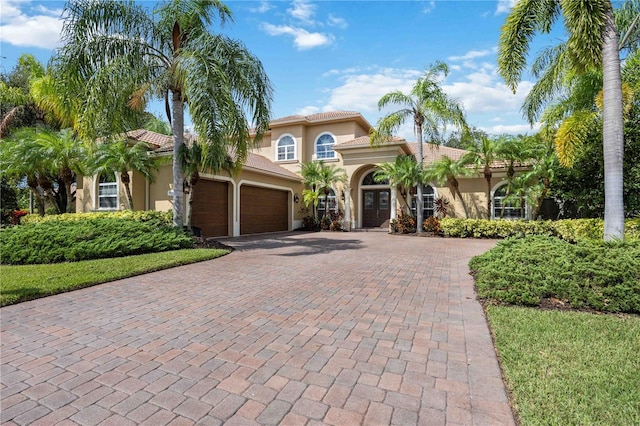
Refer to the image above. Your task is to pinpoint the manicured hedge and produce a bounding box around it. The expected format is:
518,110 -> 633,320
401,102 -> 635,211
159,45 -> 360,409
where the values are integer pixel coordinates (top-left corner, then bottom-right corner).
469,236 -> 640,313
21,210 -> 173,227
1,214 -> 192,265
440,218 -> 640,242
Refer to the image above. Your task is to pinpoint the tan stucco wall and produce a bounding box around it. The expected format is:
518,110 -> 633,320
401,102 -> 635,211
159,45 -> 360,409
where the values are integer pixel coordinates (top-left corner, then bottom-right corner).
148,163 -> 174,212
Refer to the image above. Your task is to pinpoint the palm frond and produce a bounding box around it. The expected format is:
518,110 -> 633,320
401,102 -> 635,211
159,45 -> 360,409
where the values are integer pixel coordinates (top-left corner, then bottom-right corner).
498,0 -> 561,92
554,109 -> 597,167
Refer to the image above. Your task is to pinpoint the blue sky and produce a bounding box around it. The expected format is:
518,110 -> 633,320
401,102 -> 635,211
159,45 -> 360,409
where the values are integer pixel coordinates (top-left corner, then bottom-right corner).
0,0 -> 563,139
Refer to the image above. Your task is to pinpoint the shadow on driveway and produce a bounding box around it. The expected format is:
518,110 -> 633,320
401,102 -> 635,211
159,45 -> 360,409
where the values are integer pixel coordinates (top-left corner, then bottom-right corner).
220,231 -> 366,256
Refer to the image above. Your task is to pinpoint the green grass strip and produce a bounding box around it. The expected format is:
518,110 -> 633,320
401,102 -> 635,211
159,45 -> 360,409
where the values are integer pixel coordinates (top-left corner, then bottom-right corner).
486,305 -> 640,425
0,248 -> 228,306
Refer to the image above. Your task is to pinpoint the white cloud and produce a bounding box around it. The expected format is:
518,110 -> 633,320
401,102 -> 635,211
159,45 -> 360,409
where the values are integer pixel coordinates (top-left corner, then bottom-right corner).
287,0 -> 317,24
448,48 -> 496,62
322,68 -> 422,113
422,1 -> 436,14
495,0 -> 517,15
443,74 -> 533,114
296,105 -> 320,116
299,65 -> 536,140
0,1 -> 63,49
261,23 -> 333,50
327,14 -> 348,29
249,1 -> 273,14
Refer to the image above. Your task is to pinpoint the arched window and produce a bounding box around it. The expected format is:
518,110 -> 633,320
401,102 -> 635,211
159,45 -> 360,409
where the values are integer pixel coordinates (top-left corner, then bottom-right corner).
98,172 -> 118,210
363,171 -> 388,186
492,183 -> 526,219
318,189 -> 337,218
276,135 -> 295,161
315,133 -> 336,159
411,185 -> 435,218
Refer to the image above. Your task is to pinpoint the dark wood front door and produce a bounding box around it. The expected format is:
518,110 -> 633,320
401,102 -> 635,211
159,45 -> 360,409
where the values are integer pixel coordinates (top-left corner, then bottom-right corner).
362,189 -> 390,227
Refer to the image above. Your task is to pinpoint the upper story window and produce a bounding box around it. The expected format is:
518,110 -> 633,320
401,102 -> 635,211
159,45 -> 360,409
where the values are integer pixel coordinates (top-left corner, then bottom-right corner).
492,183 -> 526,219
276,135 -> 296,161
315,133 -> 336,159
98,172 -> 118,210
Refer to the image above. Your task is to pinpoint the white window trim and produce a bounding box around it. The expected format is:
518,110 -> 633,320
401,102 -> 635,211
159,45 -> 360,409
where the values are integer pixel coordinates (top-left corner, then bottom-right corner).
314,132 -> 337,160
96,172 -> 120,211
317,188 -> 338,217
411,184 -> 438,218
275,133 -> 297,162
491,181 -> 528,220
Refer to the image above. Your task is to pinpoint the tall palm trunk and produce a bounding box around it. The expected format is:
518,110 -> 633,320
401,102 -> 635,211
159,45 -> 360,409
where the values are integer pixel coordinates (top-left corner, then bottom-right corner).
171,90 -> 185,228
602,6 -> 625,240
60,166 -> 74,213
27,174 -> 45,216
415,122 -> 424,234
449,176 -> 469,218
121,171 -> 134,210
185,172 -> 199,229
484,166 -> 492,220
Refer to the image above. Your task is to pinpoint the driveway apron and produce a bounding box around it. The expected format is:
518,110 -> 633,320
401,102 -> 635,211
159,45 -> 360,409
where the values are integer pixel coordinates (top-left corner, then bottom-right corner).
1,232 -> 514,425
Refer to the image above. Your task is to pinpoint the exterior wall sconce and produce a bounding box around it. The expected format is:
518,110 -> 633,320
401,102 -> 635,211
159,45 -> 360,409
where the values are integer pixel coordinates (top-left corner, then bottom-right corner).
293,193 -> 300,203
341,190 -> 345,201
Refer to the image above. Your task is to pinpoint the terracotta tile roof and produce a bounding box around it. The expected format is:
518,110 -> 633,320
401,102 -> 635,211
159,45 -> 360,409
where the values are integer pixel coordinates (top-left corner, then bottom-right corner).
334,135 -> 406,149
407,143 -> 469,163
125,129 -> 172,150
269,111 -> 368,126
244,153 -> 302,181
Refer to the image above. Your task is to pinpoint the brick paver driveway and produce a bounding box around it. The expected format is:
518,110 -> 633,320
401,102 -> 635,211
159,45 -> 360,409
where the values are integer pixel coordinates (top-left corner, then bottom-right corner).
1,231 -> 514,425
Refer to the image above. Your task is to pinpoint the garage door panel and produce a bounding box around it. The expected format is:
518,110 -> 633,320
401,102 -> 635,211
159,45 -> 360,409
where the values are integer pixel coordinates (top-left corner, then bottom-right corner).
241,186 -> 288,235
191,180 -> 228,237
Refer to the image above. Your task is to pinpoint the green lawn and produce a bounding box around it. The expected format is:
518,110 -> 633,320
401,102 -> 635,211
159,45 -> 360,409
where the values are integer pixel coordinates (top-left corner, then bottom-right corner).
0,248 -> 228,306
486,305 -> 640,425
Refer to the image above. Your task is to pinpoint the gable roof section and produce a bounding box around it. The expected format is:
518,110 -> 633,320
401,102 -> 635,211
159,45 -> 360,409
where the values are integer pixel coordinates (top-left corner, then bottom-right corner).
269,111 -> 372,130
334,135 -> 407,150
123,129 -> 301,181
244,153 -> 302,181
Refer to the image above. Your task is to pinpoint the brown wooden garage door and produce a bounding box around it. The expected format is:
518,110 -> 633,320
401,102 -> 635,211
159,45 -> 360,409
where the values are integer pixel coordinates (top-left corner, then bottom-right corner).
191,179 -> 228,237
240,185 -> 288,235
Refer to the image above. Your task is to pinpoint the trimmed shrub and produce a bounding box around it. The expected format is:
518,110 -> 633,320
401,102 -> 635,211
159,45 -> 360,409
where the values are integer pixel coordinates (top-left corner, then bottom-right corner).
390,213 -> 416,234
21,211 -> 173,227
422,216 -> 441,234
441,218 -> 639,242
1,216 -> 193,265
469,236 -> 640,313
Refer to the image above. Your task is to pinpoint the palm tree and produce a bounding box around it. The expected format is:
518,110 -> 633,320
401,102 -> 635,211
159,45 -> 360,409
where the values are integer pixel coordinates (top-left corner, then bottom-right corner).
519,133 -> 559,220
374,155 -> 422,215
300,161 -> 325,219
3,128 -> 87,213
495,135 -> 529,219
423,155 -> 473,218
462,136 -> 499,219
498,0 -> 628,240
316,162 -> 347,221
34,128 -> 87,213
370,61 -> 468,233
54,0 -> 272,228
90,140 -> 158,210
1,131 -> 51,215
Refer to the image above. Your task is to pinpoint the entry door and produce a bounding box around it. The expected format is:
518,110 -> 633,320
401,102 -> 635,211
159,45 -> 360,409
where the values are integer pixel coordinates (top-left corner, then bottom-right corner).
362,189 -> 391,227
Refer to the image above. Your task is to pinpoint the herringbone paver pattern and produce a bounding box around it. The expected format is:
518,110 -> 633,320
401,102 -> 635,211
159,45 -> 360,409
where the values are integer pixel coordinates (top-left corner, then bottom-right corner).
1,232 -> 514,425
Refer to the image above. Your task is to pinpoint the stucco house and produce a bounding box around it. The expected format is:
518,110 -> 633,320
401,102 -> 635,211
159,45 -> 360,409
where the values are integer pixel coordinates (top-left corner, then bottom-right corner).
76,111 -> 527,237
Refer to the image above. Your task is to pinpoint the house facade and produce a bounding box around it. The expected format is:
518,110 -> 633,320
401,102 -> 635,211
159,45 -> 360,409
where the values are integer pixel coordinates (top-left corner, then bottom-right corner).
76,111 -> 527,237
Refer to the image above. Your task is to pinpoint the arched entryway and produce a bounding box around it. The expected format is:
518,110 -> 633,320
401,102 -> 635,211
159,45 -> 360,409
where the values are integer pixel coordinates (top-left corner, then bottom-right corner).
361,170 -> 390,228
